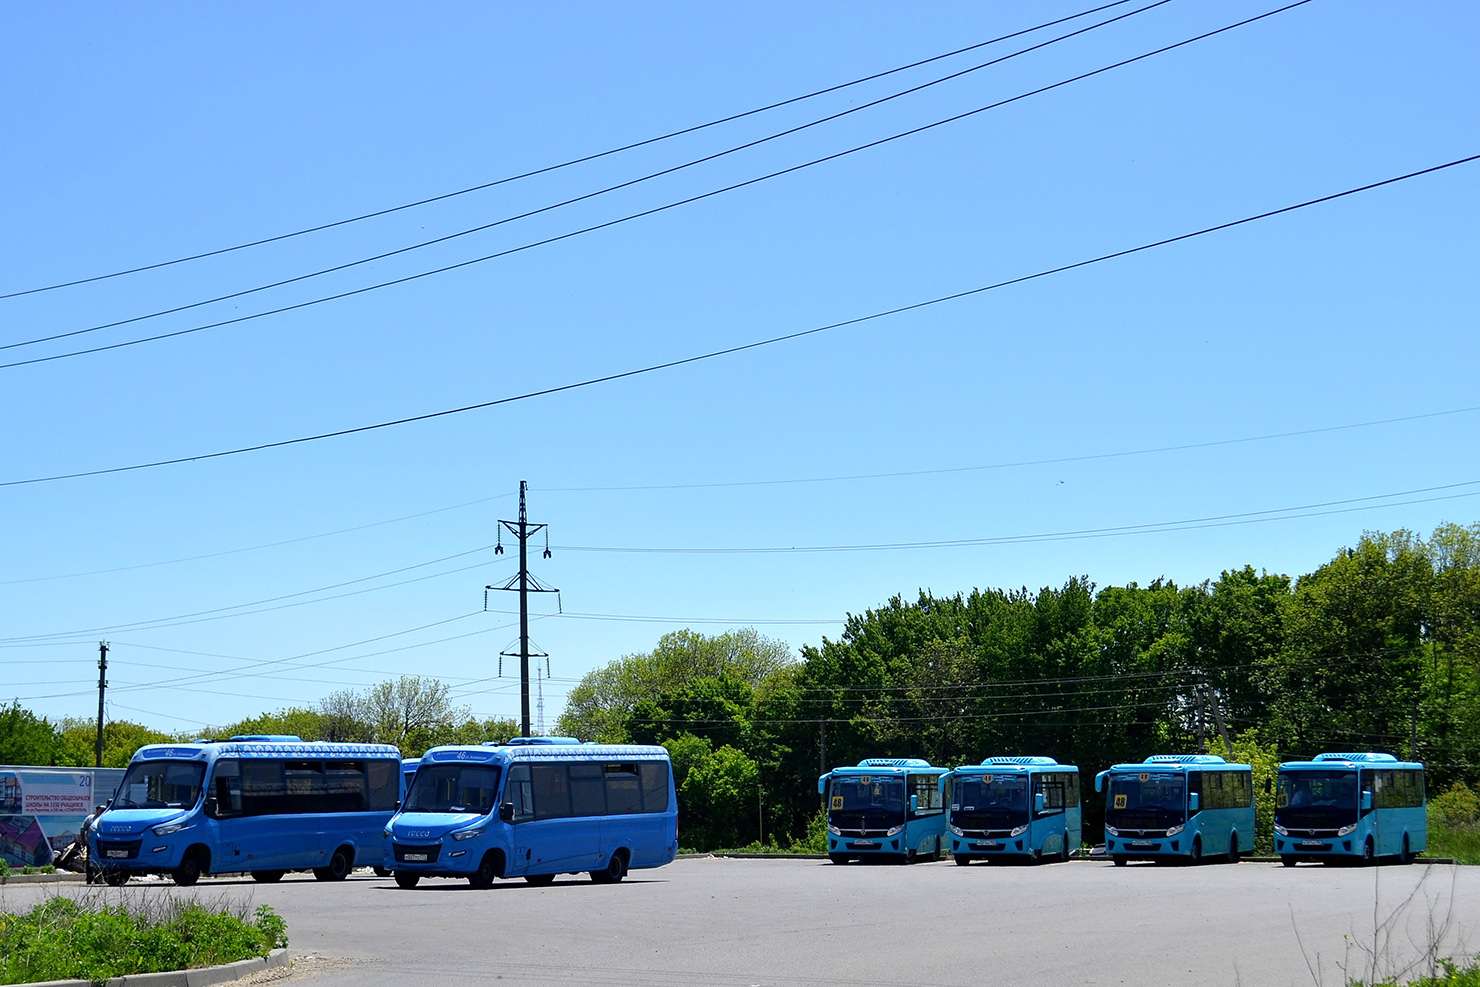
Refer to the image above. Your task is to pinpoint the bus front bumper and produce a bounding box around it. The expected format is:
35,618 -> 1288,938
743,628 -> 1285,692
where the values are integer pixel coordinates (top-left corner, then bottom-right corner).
952,837 -> 1031,857
1276,837 -> 1351,857
389,840 -> 479,876
828,837 -> 904,855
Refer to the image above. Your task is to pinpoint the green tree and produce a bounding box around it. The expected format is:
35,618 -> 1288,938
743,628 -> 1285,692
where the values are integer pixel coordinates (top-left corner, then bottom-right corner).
53,719 -> 173,767
0,702 -> 59,765
557,628 -> 795,742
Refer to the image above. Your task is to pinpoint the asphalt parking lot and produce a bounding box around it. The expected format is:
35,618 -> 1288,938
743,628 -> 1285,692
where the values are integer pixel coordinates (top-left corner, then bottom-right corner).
5,857 -> 1477,987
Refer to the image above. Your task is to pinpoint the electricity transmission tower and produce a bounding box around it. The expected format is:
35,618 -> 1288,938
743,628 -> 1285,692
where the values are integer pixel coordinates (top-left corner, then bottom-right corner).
486,481 -> 558,738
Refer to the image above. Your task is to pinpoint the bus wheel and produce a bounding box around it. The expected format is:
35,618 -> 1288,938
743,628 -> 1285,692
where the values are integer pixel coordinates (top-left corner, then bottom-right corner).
1281,856 -> 1298,867
171,852 -> 202,887
1227,834 -> 1239,864
314,846 -> 353,881
1060,841 -> 1071,863
1188,838 -> 1202,865
394,872 -> 421,889
523,873 -> 555,886
954,853 -> 973,866
828,853 -> 850,865
251,870 -> 285,883
469,853 -> 501,889
1400,834 -> 1412,865
103,868 -> 130,886
372,866 -> 391,877
1362,837 -> 1375,866
591,851 -> 627,884
1112,855 -> 1128,867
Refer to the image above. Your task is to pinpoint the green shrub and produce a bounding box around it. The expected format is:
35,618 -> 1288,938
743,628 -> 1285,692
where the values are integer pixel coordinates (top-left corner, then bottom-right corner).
1430,782 -> 1480,827
0,893 -> 287,985
1359,957 -> 1480,986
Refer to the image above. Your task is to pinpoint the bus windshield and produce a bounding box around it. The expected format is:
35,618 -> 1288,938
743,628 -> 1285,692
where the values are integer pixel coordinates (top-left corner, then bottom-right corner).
1276,770 -> 1358,829
1105,772 -> 1186,829
829,776 -> 905,828
953,774 -> 1029,829
405,763 -> 502,814
113,761 -> 205,810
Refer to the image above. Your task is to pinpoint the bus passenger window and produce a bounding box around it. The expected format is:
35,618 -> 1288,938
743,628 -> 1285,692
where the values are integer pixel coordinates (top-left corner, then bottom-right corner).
639,762 -> 670,813
504,765 -> 534,822
605,764 -> 642,815
570,762 -> 606,816
532,764 -> 572,820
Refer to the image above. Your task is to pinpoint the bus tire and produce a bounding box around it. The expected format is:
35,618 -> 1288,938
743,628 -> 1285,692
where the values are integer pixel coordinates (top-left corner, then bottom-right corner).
1112,855 -> 1127,867
469,852 -> 502,889
1030,847 -> 1042,864
524,873 -> 555,886
828,853 -> 850,865
314,846 -> 353,881
172,848 -> 206,887
591,850 -> 627,884
393,872 -> 420,889
372,866 -> 391,877
1227,833 -> 1239,864
251,870 -> 286,883
1400,834 -> 1412,865
1188,837 -> 1202,865
1060,840 -> 1071,863
1281,855 -> 1298,867
1362,837 -> 1375,866
103,867 -> 130,886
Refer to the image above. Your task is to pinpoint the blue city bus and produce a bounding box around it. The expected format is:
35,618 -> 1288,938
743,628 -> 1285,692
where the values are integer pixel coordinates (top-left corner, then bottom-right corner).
1274,752 -> 1425,866
819,758 -> 950,864
90,736 -> 401,886
1095,754 -> 1254,866
385,738 -> 677,888
946,756 -> 1081,864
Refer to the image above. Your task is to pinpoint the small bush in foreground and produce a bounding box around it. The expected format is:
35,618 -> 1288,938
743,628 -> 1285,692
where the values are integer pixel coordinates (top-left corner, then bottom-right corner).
0,893 -> 287,985
1357,957 -> 1480,986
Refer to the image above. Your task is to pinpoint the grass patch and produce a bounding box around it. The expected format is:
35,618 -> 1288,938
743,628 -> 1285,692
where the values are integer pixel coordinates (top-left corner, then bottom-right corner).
1427,820 -> 1480,865
0,891 -> 287,985
1357,957 -> 1480,986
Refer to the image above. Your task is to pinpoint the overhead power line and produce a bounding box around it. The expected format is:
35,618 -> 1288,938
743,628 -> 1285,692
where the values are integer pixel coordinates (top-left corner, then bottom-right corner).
553,479 -> 1480,555
2,0 -> 1303,369
4,150 -> 1473,490
0,0 -> 1141,301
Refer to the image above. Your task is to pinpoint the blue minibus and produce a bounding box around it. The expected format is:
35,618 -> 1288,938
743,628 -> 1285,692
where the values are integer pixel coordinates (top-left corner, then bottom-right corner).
384,738 -> 677,888
819,758 -> 950,864
1274,752 -> 1425,866
946,756 -> 1081,864
1095,754 -> 1254,865
90,736 -> 401,886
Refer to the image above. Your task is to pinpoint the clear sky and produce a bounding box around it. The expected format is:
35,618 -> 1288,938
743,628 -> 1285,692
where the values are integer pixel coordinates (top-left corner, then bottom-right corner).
3,1 -> 1477,736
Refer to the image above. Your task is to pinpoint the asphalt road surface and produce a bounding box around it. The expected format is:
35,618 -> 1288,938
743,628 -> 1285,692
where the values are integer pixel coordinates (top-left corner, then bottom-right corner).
6,858 -> 1477,987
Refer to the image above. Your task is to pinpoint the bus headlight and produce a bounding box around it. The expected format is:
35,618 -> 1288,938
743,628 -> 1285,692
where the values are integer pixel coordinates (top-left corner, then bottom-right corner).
1010,825 -> 1028,837
949,825 -> 964,836
1273,823 -> 1287,836
1336,824 -> 1356,837
1105,825 -> 1119,837
885,825 -> 904,837
152,823 -> 190,837
382,827 -> 392,839
450,826 -> 485,842
1166,824 -> 1184,837
827,824 -> 841,836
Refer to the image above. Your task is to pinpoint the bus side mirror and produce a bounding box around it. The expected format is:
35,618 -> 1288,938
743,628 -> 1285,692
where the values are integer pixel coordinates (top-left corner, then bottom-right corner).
817,774 -> 829,796
1361,791 -> 1373,811
203,796 -> 218,818
499,802 -> 515,823
1094,772 -> 1106,793
910,795 -> 919,814
1188,793 -> 1200,812
1034,792 -> 1045,814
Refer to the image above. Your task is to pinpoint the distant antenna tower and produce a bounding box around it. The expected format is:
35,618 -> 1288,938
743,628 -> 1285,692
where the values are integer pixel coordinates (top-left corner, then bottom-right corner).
536,665 -> 546,737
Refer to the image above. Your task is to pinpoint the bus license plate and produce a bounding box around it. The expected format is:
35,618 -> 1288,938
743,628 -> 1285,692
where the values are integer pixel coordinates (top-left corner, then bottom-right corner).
1131,841 -> 1153,847
853,841 -> 876,847
403,853 -> 428,861
1300,840 -> 1324,847
106,850 -> 128,858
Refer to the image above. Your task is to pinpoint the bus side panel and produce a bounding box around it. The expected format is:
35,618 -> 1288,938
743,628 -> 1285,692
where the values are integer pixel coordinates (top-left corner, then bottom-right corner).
1066,806 -> 1082,855
324,811 -> 391,869
602,810 -> 672,869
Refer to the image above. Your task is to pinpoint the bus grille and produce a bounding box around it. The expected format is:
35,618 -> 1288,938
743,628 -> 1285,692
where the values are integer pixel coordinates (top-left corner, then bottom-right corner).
393,843 -> 441,864
96,839 -> 142,861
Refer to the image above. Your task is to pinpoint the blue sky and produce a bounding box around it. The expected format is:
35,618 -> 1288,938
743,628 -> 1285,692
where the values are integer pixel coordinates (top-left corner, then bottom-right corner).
3,1 -> 1477,735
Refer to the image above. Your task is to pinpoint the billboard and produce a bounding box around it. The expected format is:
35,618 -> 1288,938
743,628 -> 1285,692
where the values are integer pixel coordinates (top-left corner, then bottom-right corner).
0,766 -> 126,868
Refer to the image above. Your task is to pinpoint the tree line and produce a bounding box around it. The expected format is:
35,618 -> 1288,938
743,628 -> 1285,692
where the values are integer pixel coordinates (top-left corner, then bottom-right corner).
3,522 -> 1476,853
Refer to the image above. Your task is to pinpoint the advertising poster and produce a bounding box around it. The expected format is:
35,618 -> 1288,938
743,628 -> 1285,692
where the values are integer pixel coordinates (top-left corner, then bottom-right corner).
0,767 -> 126,868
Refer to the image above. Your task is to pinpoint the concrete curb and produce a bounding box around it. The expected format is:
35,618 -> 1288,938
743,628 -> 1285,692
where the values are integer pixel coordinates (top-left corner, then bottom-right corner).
22,948 -> 288,987
0,872 -> 85,884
